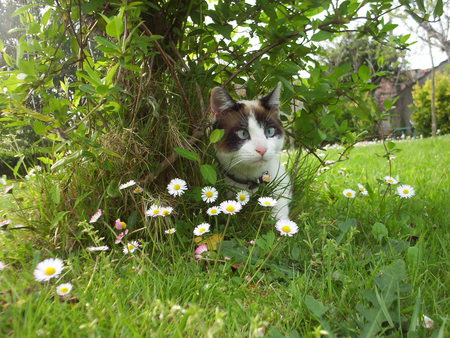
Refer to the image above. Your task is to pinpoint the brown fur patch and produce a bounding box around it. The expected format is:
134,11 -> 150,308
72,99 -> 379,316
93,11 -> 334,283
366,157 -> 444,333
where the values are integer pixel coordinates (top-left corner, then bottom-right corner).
213,101 -> 283,152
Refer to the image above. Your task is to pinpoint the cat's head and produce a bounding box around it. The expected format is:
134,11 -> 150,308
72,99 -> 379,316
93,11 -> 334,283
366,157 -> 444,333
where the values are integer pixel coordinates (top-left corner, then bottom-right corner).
210,83 -> 285,176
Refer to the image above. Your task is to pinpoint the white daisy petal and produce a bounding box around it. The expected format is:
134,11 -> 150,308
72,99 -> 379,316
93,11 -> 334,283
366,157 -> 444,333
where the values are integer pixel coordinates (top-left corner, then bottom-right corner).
343,189 -> 356,198
206,206 -> 221,216
165,228 -> 176,234
56,283 -> 73,296
275,219 -> 299,236
220,200 -> 242,215
193,223 -> 211,236
201,186 -> 219,203
236,190 -> 250,205
396,184 -> 415,198
123,241 -> 140,254
145,205 -> 162,217
119,180 -> 136,190
167,178 -> 188,196
357,184 -> 368,196
257,197 -> 277,207
33,258 -> 64,282
384,176 -> 399,185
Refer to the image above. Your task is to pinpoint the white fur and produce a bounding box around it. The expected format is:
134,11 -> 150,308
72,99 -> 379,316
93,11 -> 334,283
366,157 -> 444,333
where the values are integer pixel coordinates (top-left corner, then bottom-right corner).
216,106 -> 291,220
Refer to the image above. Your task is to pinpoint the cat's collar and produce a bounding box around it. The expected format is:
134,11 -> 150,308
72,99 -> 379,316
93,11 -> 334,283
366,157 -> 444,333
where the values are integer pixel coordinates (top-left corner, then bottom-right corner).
225,171 -> 271,190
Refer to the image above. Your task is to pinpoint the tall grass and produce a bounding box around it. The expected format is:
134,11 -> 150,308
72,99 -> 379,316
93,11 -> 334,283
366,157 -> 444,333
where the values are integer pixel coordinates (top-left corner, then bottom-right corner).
0,136 -> 448,336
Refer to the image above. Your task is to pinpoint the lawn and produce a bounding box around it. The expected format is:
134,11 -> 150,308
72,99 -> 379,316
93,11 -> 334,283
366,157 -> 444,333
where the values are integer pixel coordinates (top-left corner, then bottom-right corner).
0,135 -> 449,337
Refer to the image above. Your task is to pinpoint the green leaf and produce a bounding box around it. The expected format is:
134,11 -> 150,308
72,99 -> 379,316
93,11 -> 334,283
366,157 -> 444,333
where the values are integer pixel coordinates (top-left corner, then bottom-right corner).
93,36 -> 120,51
408,288 -> 421,333
12,4 -> 40,17
209,129 -> 224,144
32,120 -> 47,135
51,151 -> 82,170
200,164 -> 217,184
304,295 -> 327,318
311,30 -> 333,42
434,0 -> 443,17
50,185 -> 61,206
106,16 -> 124,40
37,157 -> 53,165
386,141 -> 396,150
106,180 -> 120,198
371,222 -> 388,241
358,65 -> 370,82
174,147 -> 200,162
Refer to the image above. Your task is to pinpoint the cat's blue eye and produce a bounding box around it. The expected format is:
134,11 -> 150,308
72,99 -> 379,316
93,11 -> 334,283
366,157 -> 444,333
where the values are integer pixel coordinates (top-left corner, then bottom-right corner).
265,127 -> 276,137
236,129 -> 249,140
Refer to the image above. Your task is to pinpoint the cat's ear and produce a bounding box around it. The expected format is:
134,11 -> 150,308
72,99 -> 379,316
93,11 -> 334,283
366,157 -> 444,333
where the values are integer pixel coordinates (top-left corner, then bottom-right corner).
260,82 -> 282,109
210,87 -> 237,116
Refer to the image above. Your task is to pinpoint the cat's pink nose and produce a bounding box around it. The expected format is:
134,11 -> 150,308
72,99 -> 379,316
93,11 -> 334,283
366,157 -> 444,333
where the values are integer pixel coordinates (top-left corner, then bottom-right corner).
256,147 -> 267,156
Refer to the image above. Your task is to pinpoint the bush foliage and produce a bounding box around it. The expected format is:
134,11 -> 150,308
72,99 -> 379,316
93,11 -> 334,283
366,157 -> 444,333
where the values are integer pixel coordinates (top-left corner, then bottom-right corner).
411,69 -> 450,136
0,0 -> 442,250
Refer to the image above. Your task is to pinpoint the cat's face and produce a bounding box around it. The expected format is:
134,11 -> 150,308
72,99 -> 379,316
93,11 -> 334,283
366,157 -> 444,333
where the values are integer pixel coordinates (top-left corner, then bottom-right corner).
210,83 -> 285,175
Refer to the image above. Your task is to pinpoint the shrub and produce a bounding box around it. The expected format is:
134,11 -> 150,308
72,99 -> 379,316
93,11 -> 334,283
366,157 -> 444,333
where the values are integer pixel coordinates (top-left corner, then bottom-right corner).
411,69 -> 450,136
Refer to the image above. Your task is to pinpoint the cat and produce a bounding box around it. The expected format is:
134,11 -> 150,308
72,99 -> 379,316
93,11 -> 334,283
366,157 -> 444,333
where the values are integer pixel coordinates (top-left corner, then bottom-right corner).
210,82 -> 291,220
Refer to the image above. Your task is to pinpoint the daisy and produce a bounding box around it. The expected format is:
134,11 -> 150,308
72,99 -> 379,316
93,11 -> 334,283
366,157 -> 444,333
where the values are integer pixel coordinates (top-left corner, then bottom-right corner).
5,185 -> 14,193
261,173 -> 271,183
201,186 -> 218,203
114,218 -> 127,230
396,185 -> 415,198
56,283 -> 73,296
34,258 -> 64,282
206,206 -> 221,216
275,219 -> 299,236
89,209 -> 102,223
115,229 -> 129,244
133,186 -> 143,194
145,205 -> 162,217
165,228 -> 176,234
0,261 -> 5,270
161,207 -> 173,216
220,200 -> 242,215
87,245 -> 109,252
236,190 -> 250,205
343,189 -> 356,198
384,176 -> 398,185
119,180 -> 136,190
258,197 -> 277,207
193,223 -> 211,236
195,244 -> 208,260
123,241 -> 139,254
357,184 -> 368,196
167,178 -> 188,196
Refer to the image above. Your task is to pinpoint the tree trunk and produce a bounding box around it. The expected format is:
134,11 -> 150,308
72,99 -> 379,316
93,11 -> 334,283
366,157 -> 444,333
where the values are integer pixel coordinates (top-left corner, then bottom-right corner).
427,34 -> 437,137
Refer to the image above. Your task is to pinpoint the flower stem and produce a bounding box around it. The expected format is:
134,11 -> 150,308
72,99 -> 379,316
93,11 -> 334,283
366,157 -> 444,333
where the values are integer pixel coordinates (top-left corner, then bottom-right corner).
214,215 -> 231,269
247,237 -> 283,284
240,213 -> 266,278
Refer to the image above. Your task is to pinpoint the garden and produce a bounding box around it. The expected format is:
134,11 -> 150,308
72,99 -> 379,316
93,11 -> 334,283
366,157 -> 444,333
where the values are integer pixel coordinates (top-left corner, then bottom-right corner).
0,0 -> 449,336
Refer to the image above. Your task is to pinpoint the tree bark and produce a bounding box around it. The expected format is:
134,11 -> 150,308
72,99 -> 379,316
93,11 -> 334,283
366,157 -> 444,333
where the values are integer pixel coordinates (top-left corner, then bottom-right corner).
427,33 -> 437,137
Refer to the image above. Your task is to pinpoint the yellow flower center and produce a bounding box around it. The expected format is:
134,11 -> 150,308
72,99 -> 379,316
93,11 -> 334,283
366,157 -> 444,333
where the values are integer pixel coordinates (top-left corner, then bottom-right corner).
264,201 -> 271,205
153,209 -> 160,215
200,228 -> 205,233
206,191 -> 213,198
211,209 -> 217,214
174,184 -> 181,190
403,189 -> 409,194
346,192 -> 353,196
239,195 -> 246,201
44,267 -> 56,276
60,287 -> 69,293
226,205 -> 235,212
388,179 -> 393,183
121,222 -> 127,228
163,210 -> 169,215
127,244 -> 134,250
282,225 -> 291,233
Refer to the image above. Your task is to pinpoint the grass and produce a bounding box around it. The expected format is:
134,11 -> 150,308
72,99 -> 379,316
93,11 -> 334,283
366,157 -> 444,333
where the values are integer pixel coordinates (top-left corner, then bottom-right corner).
0,135 -> 449,336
